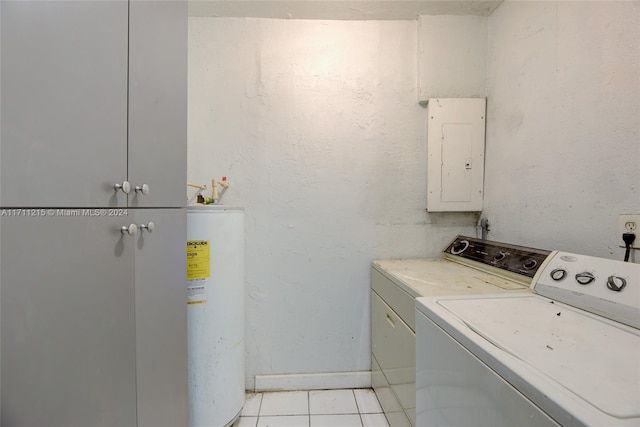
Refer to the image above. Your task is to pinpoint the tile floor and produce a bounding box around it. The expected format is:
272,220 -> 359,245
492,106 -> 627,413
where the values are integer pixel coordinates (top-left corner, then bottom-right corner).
233,389 -> 390,427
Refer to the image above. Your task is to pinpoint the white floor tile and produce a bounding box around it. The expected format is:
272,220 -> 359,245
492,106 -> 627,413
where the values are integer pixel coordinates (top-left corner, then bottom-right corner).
309,389 -> 358,415
234,416 -> 258,427
354,389 -> 383,414
361,413 -> 390,427
310,414 -> 363,427
260,391 -> 309,416
242,393 -> 263,416
257,415 -> 310,427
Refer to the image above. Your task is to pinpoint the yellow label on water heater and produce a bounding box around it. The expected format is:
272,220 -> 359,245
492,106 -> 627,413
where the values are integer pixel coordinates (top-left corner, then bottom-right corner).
186,240 -> 210,279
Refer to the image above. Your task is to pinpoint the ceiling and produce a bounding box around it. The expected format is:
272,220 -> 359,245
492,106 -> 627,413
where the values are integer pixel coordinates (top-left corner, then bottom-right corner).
188,0 -> 504,20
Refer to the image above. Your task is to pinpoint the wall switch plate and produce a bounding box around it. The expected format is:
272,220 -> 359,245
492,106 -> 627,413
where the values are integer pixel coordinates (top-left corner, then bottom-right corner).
618,214 -> 640,248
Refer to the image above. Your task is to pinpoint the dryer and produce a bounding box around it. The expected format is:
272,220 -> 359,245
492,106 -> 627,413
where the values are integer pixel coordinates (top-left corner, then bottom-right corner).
371,236 -> 551,426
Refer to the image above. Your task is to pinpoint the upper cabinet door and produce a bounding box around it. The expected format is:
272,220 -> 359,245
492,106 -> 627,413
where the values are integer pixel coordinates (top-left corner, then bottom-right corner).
1,1 -> 129,207
128,0 -> 187,208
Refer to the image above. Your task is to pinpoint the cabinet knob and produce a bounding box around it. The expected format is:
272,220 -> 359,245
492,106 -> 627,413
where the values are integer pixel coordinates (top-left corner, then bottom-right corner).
114,181 -> 131,194
135,184 -> 150,195
140,222 -> 155,233
120,224 -> 138,236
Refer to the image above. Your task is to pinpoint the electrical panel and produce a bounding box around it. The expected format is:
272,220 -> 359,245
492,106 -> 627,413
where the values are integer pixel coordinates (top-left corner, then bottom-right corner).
427,98 -> 486,212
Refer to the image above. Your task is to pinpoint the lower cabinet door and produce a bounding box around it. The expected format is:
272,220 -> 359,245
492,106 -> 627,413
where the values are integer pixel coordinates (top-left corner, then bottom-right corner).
133,208 -> 187,427
1,213 -> 137,427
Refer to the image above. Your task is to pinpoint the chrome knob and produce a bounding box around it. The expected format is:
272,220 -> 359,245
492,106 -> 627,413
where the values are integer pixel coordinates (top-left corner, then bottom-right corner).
575,272 -> 595,285
135,184 -> 150,195
451,240 -> 469,255
139,222 -> 155,233
494,252 -> 506,262
551,268 -> 567,281
114,181 -> 131,194
606,276 -> 627,292
120,224 -> 138,236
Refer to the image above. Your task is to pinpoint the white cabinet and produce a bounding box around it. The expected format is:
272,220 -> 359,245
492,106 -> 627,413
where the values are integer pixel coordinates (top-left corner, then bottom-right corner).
128,0 -> 187,208
0,0 -> 186,207
0,0 -> 129,207
426,98 -> 486,212
134,209 -> 188,427
0,209 -> 187,427
1,214 -> 138,427
0,2 -> 188,426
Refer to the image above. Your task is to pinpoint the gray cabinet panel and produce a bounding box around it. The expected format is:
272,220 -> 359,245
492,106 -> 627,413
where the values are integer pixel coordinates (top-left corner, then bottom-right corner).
134,208 -> 187,427
1,214 -> 137,427
128,0 -> 187,208
0,1 -> 129,207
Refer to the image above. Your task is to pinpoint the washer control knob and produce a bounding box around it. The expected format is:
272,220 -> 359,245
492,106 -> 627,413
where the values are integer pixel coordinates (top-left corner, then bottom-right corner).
523,259 -> 538,270
451,240 -> 469,255
494,252 -> 506,262
575,272 -> 596,285
551,268 -> 567,281
606,275 -> 627,292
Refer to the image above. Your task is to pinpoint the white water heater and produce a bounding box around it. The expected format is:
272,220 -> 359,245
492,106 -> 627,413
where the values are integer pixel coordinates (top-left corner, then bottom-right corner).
187,206 -> 245,427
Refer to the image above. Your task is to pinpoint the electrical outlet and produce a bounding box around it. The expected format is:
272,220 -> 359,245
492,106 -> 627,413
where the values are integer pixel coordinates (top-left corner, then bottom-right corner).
618,214 -> 640,248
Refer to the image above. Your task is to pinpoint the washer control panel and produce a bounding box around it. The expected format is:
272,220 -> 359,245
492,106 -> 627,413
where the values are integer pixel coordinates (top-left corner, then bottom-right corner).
444,235 -> 551,278
534,251 -> 640,329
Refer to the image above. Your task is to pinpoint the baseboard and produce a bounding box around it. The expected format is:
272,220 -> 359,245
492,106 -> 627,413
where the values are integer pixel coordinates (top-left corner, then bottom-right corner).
245,377 -> 256,392
254,371 -> 372,392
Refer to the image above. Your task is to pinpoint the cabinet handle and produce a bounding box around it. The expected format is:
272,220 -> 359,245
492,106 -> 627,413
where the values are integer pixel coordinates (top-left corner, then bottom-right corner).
114,181 -> 131,194
139,222 -> 155,233
120,224 -> 138,236
135,184 -> 150,195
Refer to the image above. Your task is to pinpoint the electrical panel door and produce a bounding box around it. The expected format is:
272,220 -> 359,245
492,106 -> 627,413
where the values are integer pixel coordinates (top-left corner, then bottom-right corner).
427,98 -> 486,212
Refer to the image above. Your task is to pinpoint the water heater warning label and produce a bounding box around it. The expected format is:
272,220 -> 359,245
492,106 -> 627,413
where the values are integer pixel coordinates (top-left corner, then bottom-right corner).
187,240 -> 210,279
187,240 -> 210,305
187,279 -> 207,305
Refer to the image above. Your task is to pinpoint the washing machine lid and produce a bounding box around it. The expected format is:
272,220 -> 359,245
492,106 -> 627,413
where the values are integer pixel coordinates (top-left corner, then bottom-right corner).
419,294 -> 640,422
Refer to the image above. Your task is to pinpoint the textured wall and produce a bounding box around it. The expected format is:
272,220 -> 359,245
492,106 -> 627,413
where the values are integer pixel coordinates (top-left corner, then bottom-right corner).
484,1 -> 640,260
188,18 -> 478,386
417,15 -> 488,100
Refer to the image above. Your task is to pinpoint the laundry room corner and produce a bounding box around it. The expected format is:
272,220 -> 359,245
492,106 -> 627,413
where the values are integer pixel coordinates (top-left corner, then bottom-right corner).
187,17 -> 479,390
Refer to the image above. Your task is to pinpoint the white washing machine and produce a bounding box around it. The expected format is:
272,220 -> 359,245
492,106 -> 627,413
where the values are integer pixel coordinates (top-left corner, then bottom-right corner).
372,236 -> 551,426
416,251 -> 640,426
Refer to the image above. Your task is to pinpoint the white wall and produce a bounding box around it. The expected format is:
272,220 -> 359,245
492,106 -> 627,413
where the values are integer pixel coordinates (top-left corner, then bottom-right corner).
188,18 -> 478,386
417,15 -> 487,100
484,1 -> 640,260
